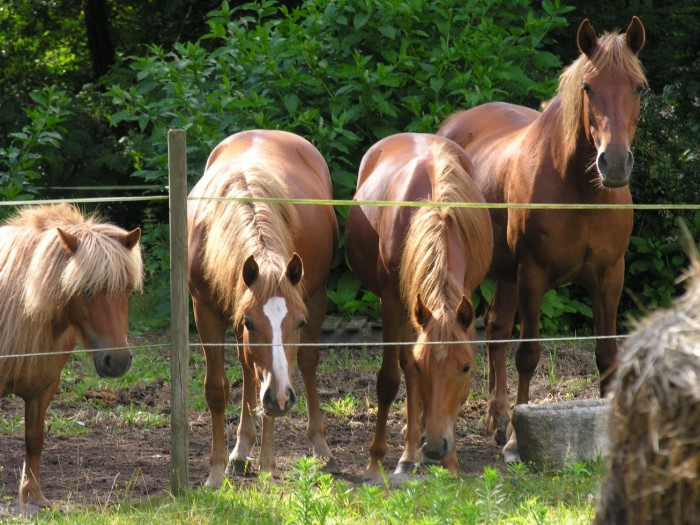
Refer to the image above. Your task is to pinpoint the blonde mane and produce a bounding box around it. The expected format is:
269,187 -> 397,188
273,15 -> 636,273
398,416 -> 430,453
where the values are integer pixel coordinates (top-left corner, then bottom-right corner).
399,145 -> 492,340
0,204 -> 143,385
557,31 -> 647,158
197,157 -> 305,325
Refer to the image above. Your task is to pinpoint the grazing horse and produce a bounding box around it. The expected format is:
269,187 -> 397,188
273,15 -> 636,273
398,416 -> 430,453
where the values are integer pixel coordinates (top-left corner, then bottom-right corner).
0,203 -> 142,507
187,129 -> 339,487
344,133 -> 493,480
437,17 -> 646,457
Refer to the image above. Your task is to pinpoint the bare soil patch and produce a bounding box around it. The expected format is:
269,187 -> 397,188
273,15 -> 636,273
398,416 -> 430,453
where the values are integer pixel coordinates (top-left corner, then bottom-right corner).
0,334 -> 599,508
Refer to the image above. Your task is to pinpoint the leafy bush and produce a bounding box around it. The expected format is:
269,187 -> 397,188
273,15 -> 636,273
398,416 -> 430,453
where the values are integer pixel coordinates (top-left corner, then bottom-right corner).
0,86 -> 72,209
105,0 -> 572,319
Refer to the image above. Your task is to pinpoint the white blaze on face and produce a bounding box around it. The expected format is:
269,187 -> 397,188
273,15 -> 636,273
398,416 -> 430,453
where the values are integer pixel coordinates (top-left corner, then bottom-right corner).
261,296 -> 291,409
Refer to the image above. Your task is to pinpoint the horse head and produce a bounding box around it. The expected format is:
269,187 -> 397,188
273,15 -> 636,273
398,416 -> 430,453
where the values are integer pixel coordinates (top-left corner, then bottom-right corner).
411,294 -> 475,463
239,252 -> 306,417
57,226 -> 141,378
576,16 -> 646,188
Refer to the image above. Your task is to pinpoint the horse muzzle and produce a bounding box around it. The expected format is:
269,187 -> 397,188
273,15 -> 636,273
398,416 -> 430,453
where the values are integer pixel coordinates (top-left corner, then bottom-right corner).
420,434 -> 452,462
597,147 -> 633,188
93,348 -> 133,378
262,385 -> 296,416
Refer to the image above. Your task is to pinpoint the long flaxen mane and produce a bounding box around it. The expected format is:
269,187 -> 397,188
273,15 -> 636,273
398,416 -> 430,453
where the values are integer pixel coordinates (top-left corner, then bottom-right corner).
399,144 -> 492,343
0,203 -> 143,383
198,157 -> 305,325
557,30 -> 646,159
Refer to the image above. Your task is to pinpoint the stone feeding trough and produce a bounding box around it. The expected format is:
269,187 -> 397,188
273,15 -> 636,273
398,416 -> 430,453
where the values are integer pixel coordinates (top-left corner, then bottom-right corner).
511,398 -> 610,470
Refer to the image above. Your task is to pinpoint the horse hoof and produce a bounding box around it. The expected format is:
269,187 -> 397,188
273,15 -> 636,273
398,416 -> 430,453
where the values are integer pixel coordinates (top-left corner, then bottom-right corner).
321,457 -> 340,474
394,461 -> 418,475
225,459 -> 255,477
503,434 -> 520,463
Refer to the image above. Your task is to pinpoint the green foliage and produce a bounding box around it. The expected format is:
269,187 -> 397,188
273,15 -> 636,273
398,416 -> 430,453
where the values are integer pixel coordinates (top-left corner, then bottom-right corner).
104,0 -> 571,323
0,86 -> 72,207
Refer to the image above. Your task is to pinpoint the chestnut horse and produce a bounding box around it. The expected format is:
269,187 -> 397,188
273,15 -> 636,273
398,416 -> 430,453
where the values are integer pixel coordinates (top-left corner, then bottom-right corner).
0,203 -> 142,507
345,133 -> 492,480
437,17 -> 646,458
187,130 -> 339,486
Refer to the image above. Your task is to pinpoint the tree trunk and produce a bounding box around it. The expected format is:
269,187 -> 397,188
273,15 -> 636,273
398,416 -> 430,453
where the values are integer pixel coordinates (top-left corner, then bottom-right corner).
83,0 -> 115,79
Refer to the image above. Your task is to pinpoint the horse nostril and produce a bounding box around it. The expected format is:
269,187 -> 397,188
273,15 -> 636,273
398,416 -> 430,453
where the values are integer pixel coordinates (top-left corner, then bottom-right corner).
597,152 -> 609,175
420,435 -> 427,449
286,387 -> 296,409
263,387 -> 275,408
103,354 -> 112,371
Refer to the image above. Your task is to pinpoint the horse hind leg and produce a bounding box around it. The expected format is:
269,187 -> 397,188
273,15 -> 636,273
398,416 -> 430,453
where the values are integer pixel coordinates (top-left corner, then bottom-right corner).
20,380 -> 60,507
483,280 -> 518,446
587,261 -> 625,397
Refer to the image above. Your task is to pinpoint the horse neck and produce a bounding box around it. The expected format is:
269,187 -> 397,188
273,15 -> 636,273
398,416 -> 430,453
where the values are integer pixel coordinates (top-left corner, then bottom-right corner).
539,97 -> 600,194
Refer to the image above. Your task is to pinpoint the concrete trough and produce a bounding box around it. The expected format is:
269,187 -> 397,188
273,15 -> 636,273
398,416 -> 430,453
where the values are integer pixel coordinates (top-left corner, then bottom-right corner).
511,398 -> 610,471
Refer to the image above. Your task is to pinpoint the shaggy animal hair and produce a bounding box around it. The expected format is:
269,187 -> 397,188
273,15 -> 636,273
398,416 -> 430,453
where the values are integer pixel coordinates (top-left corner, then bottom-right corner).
557,30 -> 647,159
196,157 -> 305,325
399,144 -> 492,359
0,204 -> 143,387
594,260 -> 700,524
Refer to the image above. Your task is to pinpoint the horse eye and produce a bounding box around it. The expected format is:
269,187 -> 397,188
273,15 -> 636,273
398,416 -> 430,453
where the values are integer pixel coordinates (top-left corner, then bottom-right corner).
414,362 -> 421,374
635,84 -> 645,95
461,364 -> 470,374
582,83 -> 592,95
242,317 -> 254,331
296,317 -> 306,330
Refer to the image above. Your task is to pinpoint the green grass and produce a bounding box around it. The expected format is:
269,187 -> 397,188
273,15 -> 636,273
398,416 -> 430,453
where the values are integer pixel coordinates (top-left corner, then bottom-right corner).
12,458 -> 602,524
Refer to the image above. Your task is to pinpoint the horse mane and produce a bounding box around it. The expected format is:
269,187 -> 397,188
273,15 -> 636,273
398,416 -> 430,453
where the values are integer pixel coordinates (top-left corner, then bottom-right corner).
399,144 -> 492,340
0,203 -> 143,384
197,157 -> 305,325
556,31 -> 647,158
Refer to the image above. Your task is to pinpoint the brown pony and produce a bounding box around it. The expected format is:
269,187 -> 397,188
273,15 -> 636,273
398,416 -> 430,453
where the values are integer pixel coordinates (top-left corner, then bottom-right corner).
437,17 -> 646,458
345,133 -> 492,480
0,203 -> 142,507
188,130 -> 339,486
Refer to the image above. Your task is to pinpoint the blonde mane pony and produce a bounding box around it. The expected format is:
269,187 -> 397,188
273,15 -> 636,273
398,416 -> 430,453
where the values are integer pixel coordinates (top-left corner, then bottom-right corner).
557,31 -> 647,159
0,203 -> 143,384
197,157 -> 305,325
399,144 -> 492,336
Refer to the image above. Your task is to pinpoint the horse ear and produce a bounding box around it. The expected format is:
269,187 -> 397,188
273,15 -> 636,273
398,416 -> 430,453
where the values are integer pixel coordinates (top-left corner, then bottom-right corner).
57,228 -> 78,255
577,19 -> 598,57
625,16 -> 645,55
120,227 -> 141,250
413,294 -> 433,328
456,296 -> 475,331
242,255 -> 259,288
285,252 -> 304,286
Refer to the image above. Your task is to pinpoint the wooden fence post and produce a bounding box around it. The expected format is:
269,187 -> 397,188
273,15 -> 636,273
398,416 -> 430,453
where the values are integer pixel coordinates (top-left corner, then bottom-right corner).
168,129 -> 190,494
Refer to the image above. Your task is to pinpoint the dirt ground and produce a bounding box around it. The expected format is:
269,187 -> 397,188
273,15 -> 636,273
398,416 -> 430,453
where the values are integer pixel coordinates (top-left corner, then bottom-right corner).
0,335 -> 600,509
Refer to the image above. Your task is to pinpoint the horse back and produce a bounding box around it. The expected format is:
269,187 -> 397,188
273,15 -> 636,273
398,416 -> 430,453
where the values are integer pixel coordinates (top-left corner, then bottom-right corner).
346,133 -> 470,294
188,130 -> 338,305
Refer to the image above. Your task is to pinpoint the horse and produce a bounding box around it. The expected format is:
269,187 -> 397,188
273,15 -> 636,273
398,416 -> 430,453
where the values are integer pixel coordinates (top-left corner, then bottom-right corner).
0,203 -> 142,507
344,133 -> 493,480
187,129 -> 339,487
437,17 -> 646,459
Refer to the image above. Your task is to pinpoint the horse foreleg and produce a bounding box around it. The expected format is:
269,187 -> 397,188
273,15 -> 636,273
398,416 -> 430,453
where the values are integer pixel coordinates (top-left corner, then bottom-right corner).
298,347 -> 338,472
228,345 -> 257,476
396,344 -> 422,474
484,280 -> 518,446
588,259 -> 625,397
363,343 -> 400,482
20,380 -> 59,507
194,299 -> 230,488
515,263 -> 548,406
258,415 -> 276,473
